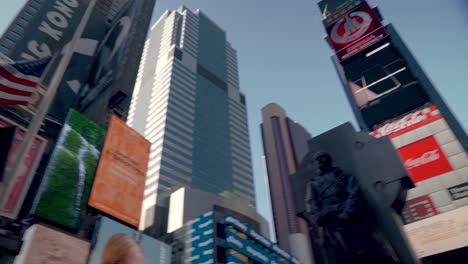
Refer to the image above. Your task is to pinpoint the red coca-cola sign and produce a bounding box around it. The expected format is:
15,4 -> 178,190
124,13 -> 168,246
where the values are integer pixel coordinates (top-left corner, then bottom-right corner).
372,105 -> 442,138
398,136 -> 453,182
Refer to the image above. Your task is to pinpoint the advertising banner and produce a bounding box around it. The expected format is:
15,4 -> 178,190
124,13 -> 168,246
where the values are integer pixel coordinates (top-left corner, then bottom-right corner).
4,0 -> 91,62
88,115 -> 150,227
31,109 -> 105,229
189,212 -> 215,264
225,230 -> 277,264
326,2 -> 388,61
404,206 -> 468,258
14,224 -> 90,264
401,195 -> 438,223
89,217 -> 171,264
372,105 -> 442,139
0,116 -> 46,219
398,136 -> 453,182
224,214 -> 297,263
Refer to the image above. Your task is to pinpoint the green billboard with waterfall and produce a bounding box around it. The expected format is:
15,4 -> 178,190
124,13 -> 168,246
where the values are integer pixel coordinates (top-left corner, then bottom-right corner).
31,109 -> 105,230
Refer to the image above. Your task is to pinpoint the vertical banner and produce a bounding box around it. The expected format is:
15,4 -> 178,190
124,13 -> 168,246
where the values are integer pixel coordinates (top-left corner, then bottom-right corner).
0,116 -> 46,219
88,115 -> 150,227
31,109 -> 105,229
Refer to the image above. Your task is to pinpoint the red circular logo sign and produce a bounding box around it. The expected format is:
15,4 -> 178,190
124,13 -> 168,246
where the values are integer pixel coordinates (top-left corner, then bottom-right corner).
330,11 -> 373,44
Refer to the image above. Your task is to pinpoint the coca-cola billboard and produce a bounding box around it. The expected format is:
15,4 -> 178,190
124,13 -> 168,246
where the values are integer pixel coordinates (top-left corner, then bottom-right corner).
372,105 -> 442,138
326,2 -> 388,61
398,136 -> 452,182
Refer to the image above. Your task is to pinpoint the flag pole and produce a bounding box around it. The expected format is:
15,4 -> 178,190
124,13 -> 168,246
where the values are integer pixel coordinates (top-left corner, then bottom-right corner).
0,0 -> 98,210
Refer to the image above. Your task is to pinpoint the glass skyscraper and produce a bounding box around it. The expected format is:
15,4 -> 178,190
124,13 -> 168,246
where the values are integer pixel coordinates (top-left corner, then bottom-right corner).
127,7 -> 255,228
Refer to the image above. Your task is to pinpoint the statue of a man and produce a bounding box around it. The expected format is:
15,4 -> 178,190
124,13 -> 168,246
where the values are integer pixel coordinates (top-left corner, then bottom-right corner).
305,152 -> 395,264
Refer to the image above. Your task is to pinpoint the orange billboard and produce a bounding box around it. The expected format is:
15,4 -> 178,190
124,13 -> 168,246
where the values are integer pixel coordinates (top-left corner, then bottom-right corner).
88,115 -> 150,227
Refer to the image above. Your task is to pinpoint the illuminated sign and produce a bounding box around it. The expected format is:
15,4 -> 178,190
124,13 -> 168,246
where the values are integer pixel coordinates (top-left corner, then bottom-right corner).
402,195 -> 438,223
223,214 -> 298,263
372,105 -> 442,138
225,231 -> 274,264
326,2 -> 387,61
398,136 -> 453,182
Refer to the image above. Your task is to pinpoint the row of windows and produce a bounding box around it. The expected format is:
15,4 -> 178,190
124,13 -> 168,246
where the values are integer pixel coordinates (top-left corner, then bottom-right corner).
163,136 -> 193,158
232,166 -> 252,179
162,145 -> 193,167
232,155 -> 252,171
233,182 -> 255,196
167,108 -> 193,129
166,118 -> 193,137
160,165 -> 191,183
170,81 -> 196,103
232,174 -> 254,187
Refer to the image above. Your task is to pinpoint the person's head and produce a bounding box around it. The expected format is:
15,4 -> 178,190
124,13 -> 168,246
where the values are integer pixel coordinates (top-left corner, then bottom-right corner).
101,234 -> 144,264
313,151 -> 333,172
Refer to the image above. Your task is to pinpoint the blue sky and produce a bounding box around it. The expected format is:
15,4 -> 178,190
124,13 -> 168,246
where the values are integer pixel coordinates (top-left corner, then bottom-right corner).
2,0 -> 467,237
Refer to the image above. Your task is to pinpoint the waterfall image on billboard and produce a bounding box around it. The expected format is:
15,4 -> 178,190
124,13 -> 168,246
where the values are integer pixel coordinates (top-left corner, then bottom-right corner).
31,109 -> 105,229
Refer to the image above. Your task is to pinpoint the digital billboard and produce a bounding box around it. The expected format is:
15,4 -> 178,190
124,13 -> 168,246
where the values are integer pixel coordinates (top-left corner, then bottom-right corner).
14,224 -> 90,264
88,115 -> 150,227
326,2 -> 387,61
0,116 -> 46,219
188,211 -> 215,264
89,216 -> 171,264
31,109 -> 105,229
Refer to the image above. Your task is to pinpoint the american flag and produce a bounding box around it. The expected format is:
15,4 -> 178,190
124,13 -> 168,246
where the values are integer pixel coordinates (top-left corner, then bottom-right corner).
0,57 -> 50,106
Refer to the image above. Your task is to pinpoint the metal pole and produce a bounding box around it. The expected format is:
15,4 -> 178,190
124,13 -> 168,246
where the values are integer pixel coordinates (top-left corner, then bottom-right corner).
0,0 -> 98,212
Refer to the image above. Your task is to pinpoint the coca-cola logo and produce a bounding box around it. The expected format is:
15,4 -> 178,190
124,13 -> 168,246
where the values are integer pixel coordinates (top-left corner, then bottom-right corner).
330,11 -> 372,44
404,150 -> 440,169
377,111 -> 427,137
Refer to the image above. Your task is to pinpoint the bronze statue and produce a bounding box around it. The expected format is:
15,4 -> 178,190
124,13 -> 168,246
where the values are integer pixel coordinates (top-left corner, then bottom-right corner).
305,151 -> 396,264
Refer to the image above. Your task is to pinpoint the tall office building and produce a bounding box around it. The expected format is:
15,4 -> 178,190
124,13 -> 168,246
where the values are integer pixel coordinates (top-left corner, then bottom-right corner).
127,7 -> 255,229
318,0 -> 468,259
260,103 -> 313,264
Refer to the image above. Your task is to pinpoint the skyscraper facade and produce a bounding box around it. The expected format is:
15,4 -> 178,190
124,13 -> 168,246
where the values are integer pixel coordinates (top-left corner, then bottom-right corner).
260,103 -> 313,264
319,0 -> 468,259
127,7 -> 255,228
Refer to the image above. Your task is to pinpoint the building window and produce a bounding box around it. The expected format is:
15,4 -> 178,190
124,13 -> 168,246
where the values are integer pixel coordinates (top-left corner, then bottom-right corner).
197,64 -> 227,92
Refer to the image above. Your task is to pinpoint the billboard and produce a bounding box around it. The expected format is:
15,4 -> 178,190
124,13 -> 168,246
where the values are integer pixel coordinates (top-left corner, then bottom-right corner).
89,217 -> 171,264
225,230 -> 285,264
224,214 -> 298,263
88,115 -> 150,227
398,136 -> 453,183
2,0 -> 92,62
401,195 -> 438,223
371,105 -> 442,139
404,206 -> 468,258
326,2 -> 387,61
188,211 -> 215,264
0,116 -> 46,219
14,224 -> 90,264
31,109 -> 105,229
